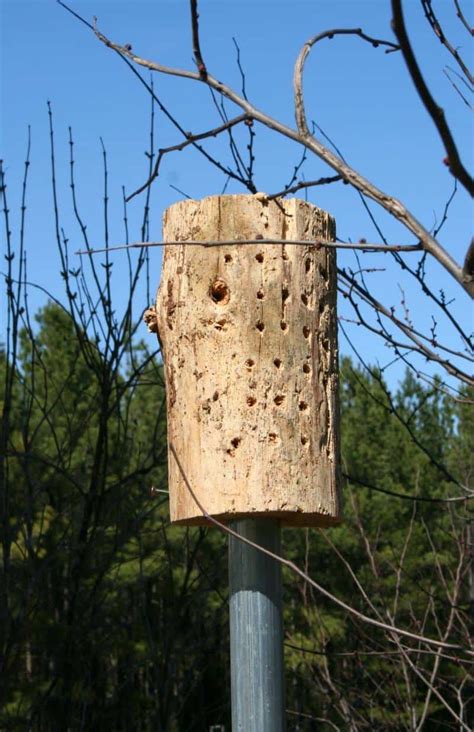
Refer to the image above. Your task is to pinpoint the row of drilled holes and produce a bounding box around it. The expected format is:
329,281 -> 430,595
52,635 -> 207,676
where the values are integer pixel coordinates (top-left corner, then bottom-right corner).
256,321 -> 312,334
253,251 -> 327,279
227,429 -> 310,456
221,252 -> 298,265
252,252 -> 315,270
244,394 -> 308,410
246,357 -> 310,371
256,286 -> 312,306
211,285 -> 321,311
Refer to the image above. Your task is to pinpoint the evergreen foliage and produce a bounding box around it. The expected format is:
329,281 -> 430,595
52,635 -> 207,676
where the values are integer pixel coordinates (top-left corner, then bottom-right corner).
1,305 -> 471,730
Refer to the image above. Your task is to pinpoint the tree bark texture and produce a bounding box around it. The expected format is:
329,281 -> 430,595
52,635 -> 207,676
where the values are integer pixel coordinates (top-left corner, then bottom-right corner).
156,194 -> 341,526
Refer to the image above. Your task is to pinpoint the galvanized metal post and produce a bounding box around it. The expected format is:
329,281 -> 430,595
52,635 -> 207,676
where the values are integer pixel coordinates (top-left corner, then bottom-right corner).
228,518 -> 285,731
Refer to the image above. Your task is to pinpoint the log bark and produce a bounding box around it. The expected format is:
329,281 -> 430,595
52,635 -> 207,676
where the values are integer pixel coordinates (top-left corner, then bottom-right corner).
156,194 -> 341,526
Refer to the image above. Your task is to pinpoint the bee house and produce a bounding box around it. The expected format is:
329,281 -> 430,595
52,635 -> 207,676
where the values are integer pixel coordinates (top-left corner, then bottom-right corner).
155,194 -> 341,526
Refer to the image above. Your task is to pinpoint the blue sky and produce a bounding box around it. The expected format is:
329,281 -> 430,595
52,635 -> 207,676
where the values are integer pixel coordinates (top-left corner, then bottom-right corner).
1,0 -> 472,386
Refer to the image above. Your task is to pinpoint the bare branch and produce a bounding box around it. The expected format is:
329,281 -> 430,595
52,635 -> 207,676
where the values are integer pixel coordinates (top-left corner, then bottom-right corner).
169,442 -> 473,656
391,0 -> 473,196
232,36 -> 248,100
344,472 -> 473,504
207,87 -> 256,191
267,174 -> 343,200
75,237 -> 423,256
421,0 -> 473,85
128,113 -> 250,200
190,0 -> 207,78
453,0 -> 473,36
443,67 -> 473,109
293,28 -> 399,137
61,2 -> 474,294
338,268 -> 474,385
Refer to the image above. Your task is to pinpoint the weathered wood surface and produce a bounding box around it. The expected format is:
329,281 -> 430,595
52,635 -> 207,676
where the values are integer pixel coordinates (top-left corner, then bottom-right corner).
156,194 -> 341,526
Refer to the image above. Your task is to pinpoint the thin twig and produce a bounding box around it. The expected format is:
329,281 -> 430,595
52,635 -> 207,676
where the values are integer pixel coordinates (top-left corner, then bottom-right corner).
421,0 -> 473,85
129,113 -> 250,200
338,269 -> 474,385
267,174 -> 343,200
344,472 -> 472,504
443,68 -> 473,109
169,442 -> 472,656
75,237 -> 423,255
453,0 -> 473,36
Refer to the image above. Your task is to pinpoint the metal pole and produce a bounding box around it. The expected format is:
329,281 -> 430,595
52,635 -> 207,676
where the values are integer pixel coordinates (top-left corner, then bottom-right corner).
228,518 -> 285,731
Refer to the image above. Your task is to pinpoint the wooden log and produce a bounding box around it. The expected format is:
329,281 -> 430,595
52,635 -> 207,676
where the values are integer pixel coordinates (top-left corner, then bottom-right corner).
156,194 -> 341,526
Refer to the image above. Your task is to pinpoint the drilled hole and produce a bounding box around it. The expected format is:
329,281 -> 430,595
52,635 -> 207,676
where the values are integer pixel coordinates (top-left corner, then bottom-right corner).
301,293 -> 308,306
213,391 -> 219,401
246,358 -> 255,368
273,358 -> 282,368
268,433 -> 278,443
322,337 -> 329,350
231,437 -> 241,449
282,287 -> 290,301
305,257 -> 312,273
299,401 -> 308,411
274,394 -> 285,406
255,252 -> 264,263
303,363 -> 311,374
280,321 -> 288,331
224,253 -> 233,263
301,435 -> 308,445
256,321 -> 265,332
209,278 -> 230,304
257,289 -> 265,300
303,326 -> 310,339
282,249 -> 289,260
247,396 -> 257,406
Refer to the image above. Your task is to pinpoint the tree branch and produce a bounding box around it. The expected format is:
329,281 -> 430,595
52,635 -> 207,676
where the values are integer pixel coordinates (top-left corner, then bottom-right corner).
190,0 -> 207,78
453,0 -> 473,36
58,0 -> 474,295
267,174 -> 343,200
391,0 -> 473,196
128,113 -> 250,200
421,0 -> 473,85
344,472 -> 473,503
293,27 -> 400,138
